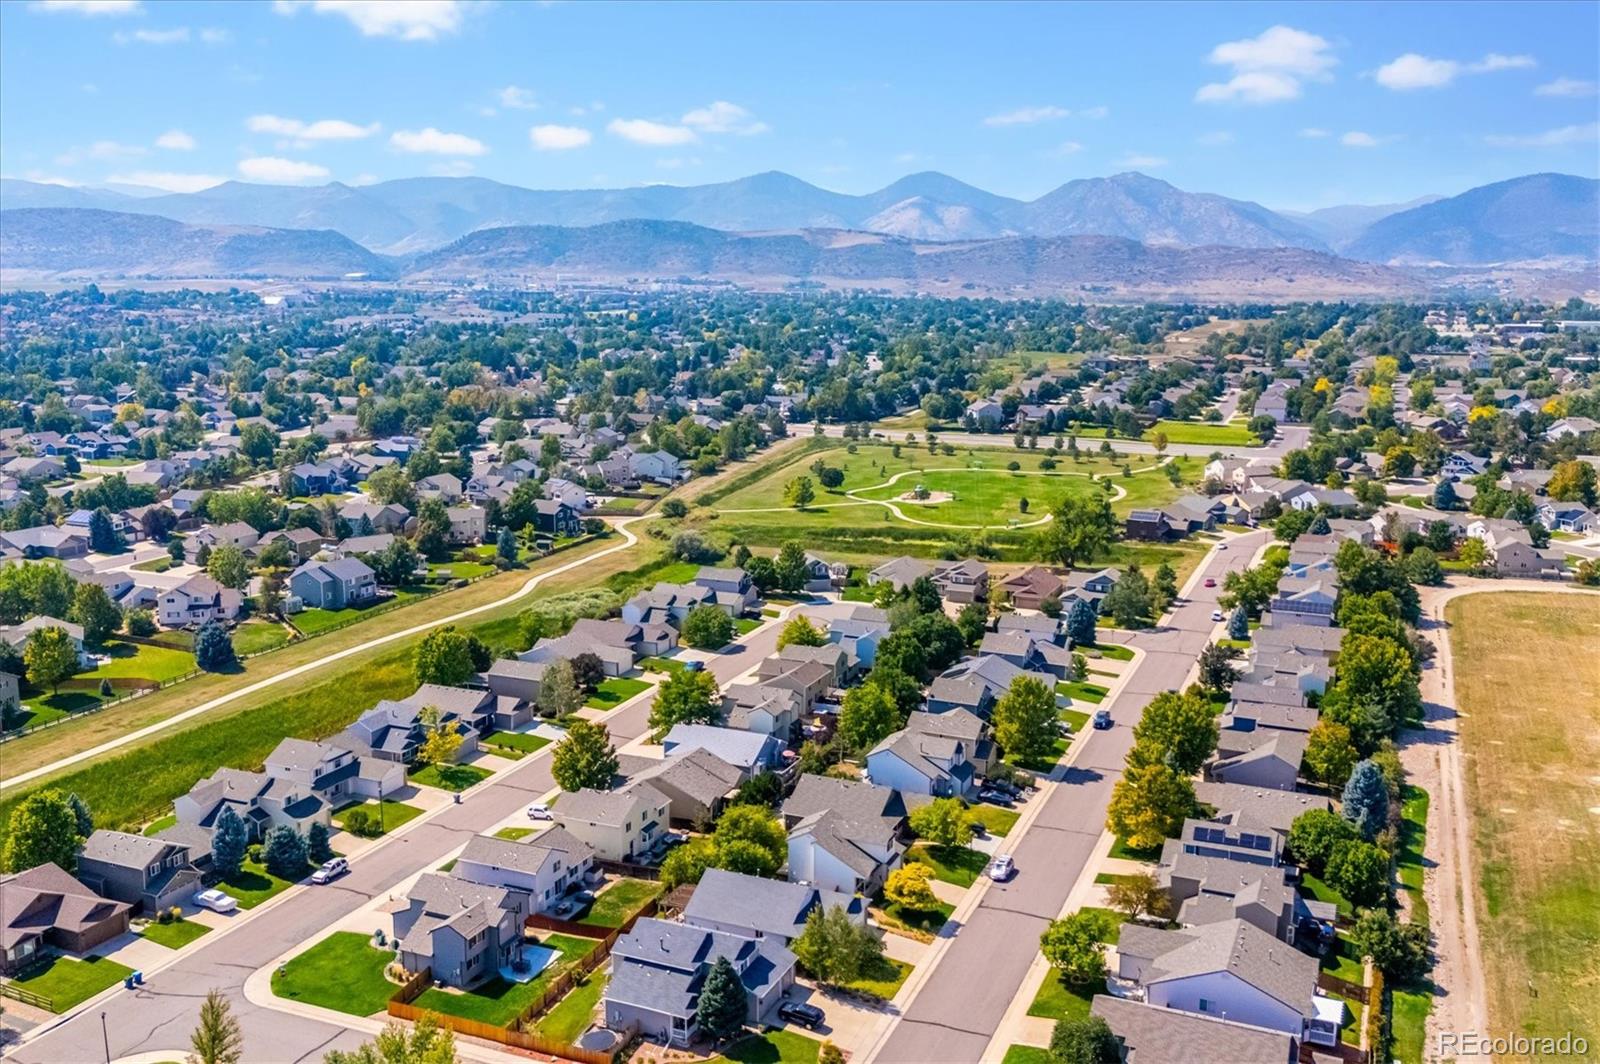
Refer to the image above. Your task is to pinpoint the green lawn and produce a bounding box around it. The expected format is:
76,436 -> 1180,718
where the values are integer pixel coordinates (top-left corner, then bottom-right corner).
840,584 -> 875,602
142,813 -> 177,836
89,639 -> 195,683
1321,936 -> 1365,985
410,762 -> 492,791
495,826 -> 535,840
5,954 -> 133,1012
1001,1046 -> 1054,1064
1057,680 -> 1108,703
1008,735 -> 1067,774
290,589 -> 429,636
637,655 -> 688,674
967,803 -> 1021,837
908,843 -> 989,887
131,556 -> 173,572
646,561 -> 702,584
710,1029 -> 824,1064
1088,643 -> 1135,661
532,971 -> 607,1042
1108,836 -> 1162,862
853,467 -> 1112,529
1059,707 -> 1090,734
139,917 -> 210,950
332,798 -> 425,836
1145,420 -> 1258,446
577,878 -> 663,928
1027,973 -> 1096,1021
877,899 -> 954,937
1094,873 -> 1146,887
233,620 -> 293,656
413,933 -> 594,1025
271,932 -> 398,1016
484,730 -> 551,757
584,676 -> 652,709
217,859 -> 306,908
846,956 -> 913,1000
1397,785 -> 1430,927
1300,873 -> 1354,920
1391,980 -> 1434,1064
735,617 -> 763,635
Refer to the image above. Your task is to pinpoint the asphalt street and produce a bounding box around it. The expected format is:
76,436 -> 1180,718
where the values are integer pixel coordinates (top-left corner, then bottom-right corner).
10,619 -> 786,1064
871,531 -> 1269,1064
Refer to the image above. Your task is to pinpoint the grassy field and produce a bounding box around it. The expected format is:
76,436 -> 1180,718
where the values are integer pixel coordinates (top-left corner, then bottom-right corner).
139,916 -> 210,950
0,537 -> 654,836
1397,785 -> 1429,927
413,933 -> 593,1025
1391,980 -> 1434,1064
584,676 -> 651,709
217,859 -> 307,908
271,932 -> 397,1016
290,587 -> 431,636
484,730 -> 551,756
577,878 -> 663,928
333,798 -> 424,836
1448,592 -> 1600,1044
410,762 -> 492,791
5,954 -> 133,1012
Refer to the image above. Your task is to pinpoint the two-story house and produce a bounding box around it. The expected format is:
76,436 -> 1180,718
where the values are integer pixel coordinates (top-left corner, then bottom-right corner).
76,831 -> 204,914
288,557 -> 378,611
551,785 -> 671,863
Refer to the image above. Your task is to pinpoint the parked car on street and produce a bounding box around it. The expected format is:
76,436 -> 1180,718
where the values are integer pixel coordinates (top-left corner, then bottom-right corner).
1093,709 -> 1113,729
986,854 -> 1016,881
778,1001 -> 826,1030
527,802 -> 553,820
1203,577 -> 1217,588
311,858 -> 349,884
193,889 -> 238,913
1211,609 -> 1224,621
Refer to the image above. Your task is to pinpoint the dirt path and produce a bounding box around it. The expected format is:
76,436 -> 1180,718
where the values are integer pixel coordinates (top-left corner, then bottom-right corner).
1406,579 -> 1593,1060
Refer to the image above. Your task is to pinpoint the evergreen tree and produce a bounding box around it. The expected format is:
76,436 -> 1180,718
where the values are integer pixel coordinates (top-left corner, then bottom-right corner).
189,989 -> 245,1064
88,507 -> 124,553
194,620 -> 236,672
695,956 -> 749,1042
211,806 -> 247,879
66,793 -> 94,838
262,825 -> 308,879
1227,604 -> 1249,641
1066,598 -> 1098,647
496,525 -> 518,563
307,821 -> 334,864
1341,760 -> 1391,840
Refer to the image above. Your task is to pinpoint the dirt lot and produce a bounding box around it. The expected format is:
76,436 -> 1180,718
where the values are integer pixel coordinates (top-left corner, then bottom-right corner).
1445,590 -> 1599,1046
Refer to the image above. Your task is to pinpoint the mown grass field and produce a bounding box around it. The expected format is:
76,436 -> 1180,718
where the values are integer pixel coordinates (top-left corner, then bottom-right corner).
271,931 -> 398,1016
1448,592 -> 1600,1045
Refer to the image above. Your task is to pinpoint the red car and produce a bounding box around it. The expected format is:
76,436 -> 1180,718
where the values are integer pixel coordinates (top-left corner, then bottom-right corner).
1203,577 -> 1217,588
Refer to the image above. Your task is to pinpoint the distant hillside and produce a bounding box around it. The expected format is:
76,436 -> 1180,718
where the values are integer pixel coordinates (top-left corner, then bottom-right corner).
405,219 -> 1421,301
1345,174 -> 1600,265
0,208 -> 394,280
1279,196 -> 1444,251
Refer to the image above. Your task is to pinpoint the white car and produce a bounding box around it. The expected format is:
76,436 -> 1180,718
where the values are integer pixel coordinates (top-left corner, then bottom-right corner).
526,802 -> 553,821
311,857 -> 349,884
193,889 -> 238,913
986,854 -> 1016,881
1211,609 -> 1224,622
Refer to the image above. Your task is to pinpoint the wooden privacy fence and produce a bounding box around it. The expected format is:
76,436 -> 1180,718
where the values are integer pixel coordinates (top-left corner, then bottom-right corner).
524,896 -> 661,939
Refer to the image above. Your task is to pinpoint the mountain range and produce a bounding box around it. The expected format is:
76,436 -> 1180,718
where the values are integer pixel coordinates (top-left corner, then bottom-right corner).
5,170 -> 1593,265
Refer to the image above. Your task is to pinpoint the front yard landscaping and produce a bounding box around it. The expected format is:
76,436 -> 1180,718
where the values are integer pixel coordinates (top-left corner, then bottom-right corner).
966,803 -> 1021,837
484,730 -> 551,758
1001,1046 -> 1053,1064
6,954 -> 133,1012
139,917 -> 210,950
637,655 -> 687,674
734,617 -> 763,635
710,1029 -> 823,1064
1056,681 -> 1108,703
410,762 -> 492,791
577,878 -> 663,928
845,955 -> 913,1000
1059,707 -> 1090,734
412,933 -> 594,1025
583,676 -> 651,710
332,798 -> 425,836
1007,735 -> 1067,774
494,826 -> 535,840
271,932 -> 398,1017
1026,972 -> 1096,1021
1107,836 -> 1162,862
1087,642 -> 1134,661
218,858 -> 308,908
907,843 -> 989,887
877,898 -> 954,938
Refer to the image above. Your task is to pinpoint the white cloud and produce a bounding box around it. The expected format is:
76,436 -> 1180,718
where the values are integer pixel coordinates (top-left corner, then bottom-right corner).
983,105 -> 1070,127
237,156 -> 332,183
529,124 -> 592,150
199,27 -> 230,43
104,170 -> 224,193
1535,77 -> 1598,97
20,171 -> 83,186
1117,152 -> 1169,169
155,130 -> 196,151
1298,127 -> 1330,138
607,118 -> 696,146
55,140 -> 145,165
113,27 -> 189,44
1052,141 -> 1084,156
1376,51 -> 1538,90
681,101 -> 768,135
1197,130 -> 1235,146
1484,122 -> 1599,148
247,114 -> 380,143
498,85 -> 537,110
1340,131 -> 1382,148
29,0 -> 141,14
1197,25 -> 1335,104
389,127 -> 488,155
272,0 -> 470,41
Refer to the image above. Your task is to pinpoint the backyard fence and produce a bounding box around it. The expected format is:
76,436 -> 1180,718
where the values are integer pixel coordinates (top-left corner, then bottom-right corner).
0,979 -> 54,1011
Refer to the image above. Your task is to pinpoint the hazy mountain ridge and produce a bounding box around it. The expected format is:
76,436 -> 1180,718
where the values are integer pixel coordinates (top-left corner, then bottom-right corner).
1344,173 -> 1600,265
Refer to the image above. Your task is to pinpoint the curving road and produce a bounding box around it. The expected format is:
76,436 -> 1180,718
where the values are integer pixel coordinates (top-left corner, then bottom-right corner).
1,518 -> 649,792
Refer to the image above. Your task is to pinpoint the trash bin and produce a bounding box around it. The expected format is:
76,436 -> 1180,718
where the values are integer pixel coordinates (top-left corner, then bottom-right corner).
133,970 -> 144,985
123,976 -> 135,990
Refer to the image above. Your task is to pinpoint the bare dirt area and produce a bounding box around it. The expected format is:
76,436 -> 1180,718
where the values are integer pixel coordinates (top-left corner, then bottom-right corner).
1409,584 -> 1600,1059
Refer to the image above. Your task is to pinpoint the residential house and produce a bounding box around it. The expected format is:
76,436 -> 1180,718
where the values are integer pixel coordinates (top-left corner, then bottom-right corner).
622,749 -> 745,827
288,557 -> 377,610
339,502 -> 410,534
1207,729 -> 1308,793
532,498 -> 582,538
1089,995 -> 1300,1064
0,616 -> 91,667
264,737 -> 405,806
173,765 -> 330,846
693,566 -> 762,616
333,698 -> 479,765
76,831 -> 204,915
783,775 -> 908,896
0,525 -> 90,558
452,827 -> 595,915
157,574 -> 244,628
683,869 -> 865,945
445,505 -> 487,545
0,863 -> 132,974
621,582 -> 718,627
998,566 -> 1064,610
603,918 -> 795,1045
552,785 -> 671,862
661,724 -> 783,775
866,726 -> 975,797
388,873 -> 529,989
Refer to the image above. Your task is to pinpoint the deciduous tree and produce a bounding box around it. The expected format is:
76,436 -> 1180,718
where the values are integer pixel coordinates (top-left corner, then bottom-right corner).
1040,909 -> 1112,984
648,667 -> 721,740
25,625 -> 80,693
993,674 -> 1058,764
682,605 -> 735,649
1106,761 -> 1194,851
1130,690 -> 1218,776
908,797 -> 973,849
550,719 -> 619,792
1,789 -> 81,873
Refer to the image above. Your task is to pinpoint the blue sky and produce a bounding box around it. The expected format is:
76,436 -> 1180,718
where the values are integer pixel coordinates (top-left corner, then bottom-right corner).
2,0 -> 1596,210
